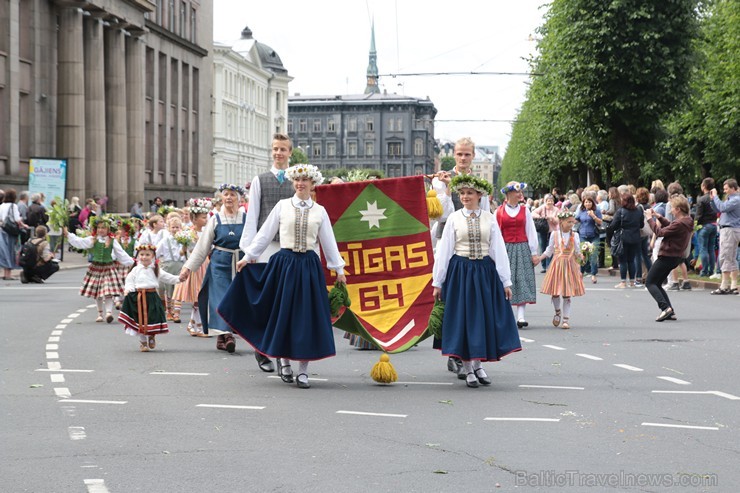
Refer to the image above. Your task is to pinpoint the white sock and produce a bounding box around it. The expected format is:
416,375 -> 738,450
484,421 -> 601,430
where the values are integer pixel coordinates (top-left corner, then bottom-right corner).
552,296 -> 561,312
104,297 -> 113,313
516,305 -> 526,321
563,298 -> 572,319
298,361 -> 309,378
96,298 -> 104,313
461,361 -> 476,383
280,358 -> 292,374
473,361 -> 488,378
139,334 -> 147,343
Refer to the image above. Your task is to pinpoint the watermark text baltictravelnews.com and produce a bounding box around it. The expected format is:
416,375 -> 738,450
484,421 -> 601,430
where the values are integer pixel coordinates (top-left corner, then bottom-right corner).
515,470 -> 718,488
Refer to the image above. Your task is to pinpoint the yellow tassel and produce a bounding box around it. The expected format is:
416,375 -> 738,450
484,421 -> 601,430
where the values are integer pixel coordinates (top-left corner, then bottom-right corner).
426,189 -> 443,219
370,353 -> 398,384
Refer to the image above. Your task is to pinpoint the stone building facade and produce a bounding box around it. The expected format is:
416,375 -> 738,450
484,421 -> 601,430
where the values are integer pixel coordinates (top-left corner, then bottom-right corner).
0,0 -> 213,210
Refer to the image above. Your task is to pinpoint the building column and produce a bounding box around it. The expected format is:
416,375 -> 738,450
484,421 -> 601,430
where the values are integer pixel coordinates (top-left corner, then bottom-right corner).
7,0 -> 19,177
56,6 -> 85,199
126,35 -> 145,206
104,26 -> 127,212
84,16 -> 106,198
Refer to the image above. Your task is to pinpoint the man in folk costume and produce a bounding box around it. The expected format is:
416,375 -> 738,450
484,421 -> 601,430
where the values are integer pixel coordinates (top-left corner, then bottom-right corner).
496,181 -> 540,328
238,133 -> 294,373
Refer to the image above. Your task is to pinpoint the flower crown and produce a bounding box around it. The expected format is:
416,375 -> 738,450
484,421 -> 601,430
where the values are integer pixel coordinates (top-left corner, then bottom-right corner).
135,243 -> 157,253
556,211 -> 575,220
285,164 -> 323,184
157,205 -> 179,218
450,174 -> 493,196
500,182 -> 527,195
89,215 -> 116,231
188,197 -> 212,215
217,183 -> 247,196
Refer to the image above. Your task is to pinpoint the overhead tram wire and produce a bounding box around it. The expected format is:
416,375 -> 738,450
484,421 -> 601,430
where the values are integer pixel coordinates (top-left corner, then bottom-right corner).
436,119 -> 518,123
378,71 -> 541,77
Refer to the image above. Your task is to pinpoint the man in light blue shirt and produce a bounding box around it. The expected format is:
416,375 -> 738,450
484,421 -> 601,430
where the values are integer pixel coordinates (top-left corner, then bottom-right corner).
710,178 -> 740,294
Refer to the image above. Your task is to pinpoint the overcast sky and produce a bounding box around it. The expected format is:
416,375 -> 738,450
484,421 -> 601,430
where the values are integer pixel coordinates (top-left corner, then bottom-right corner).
213,0 -> 548,155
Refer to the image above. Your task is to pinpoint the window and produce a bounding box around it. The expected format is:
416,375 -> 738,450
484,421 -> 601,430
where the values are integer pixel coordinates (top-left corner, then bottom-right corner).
191,7 -> 197,43
180,1 -> 186,37
366,119 -> 374,132
327,142 -> 336,157
287,120 -> 293,134
388,118 -> 394,131
276,91 -> 281,111
156,0 -> 163,23
327,120 -> 335,132
388,142 -> 402,157
365,141 -> 374,157
313,145 -> 321,157
348,118 -> 357,132
168,0 -> 175,31
313,119 -> 321,132
414,138 -> 424,156
396,118 -> 403,130
348,141 -> 357,157
299,119 -> 307,133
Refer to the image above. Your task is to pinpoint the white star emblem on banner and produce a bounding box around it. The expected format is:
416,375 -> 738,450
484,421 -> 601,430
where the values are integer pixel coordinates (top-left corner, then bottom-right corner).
359,201 -> 388,229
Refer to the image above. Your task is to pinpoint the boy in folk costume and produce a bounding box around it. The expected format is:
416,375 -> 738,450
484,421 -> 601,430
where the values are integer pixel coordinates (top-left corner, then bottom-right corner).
156,215 -> 187,322
538,211 -> 586,329
119,244 -> 181,352
172,198 -> 212,337
64,217 -> 134,323
136,214 -> 166,249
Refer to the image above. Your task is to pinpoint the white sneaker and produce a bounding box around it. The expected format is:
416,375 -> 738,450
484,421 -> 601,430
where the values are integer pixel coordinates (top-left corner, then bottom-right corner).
709,273 -> 721,279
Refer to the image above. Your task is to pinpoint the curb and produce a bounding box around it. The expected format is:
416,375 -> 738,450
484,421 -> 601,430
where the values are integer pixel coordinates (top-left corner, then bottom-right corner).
597,267 -> 721,290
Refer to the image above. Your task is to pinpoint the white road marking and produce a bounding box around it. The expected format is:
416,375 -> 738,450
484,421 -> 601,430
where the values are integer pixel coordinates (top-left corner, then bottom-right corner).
47,361 -> 61,370
60,319 -> 73,323
80,465 -> 98,469
396,381 -> 454,386
46,352 -> 59,359
51,330 -> 63,336
711,391 -> 740,400
150,372 -> 210,376
78,308 -> 88,313
46,344 -> 59,350
336,410 -> 407,418
60,406 -> 77,417
613,364 -> 643,372
542,344 -> 566,351
36,368 -> 94,373
519,385 -> 585,390
657,376 -> 691,385
67,313 -> 80,319
196,404 -> 265,410
55,388 -> 71,398
68,426 -> 86,440
84,479 -> 110,493
0,286 -> 79,290
484,417 -> 560,422
652,390 -> 740,401
55,325 -> 67,329
50,374 -> 65,383
86,304 -> 97,308
641,422 -> 719,431
267,376 -> 329,382
48,336 -> 60,342
519,337 -> 535,343
576,353 -> 603,361
61,399 -> 127,405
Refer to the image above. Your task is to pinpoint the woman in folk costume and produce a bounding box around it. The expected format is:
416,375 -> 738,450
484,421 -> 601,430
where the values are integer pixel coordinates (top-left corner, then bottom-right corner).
219,165 -> 347,389
495,181 -> 540,328
64,216 -> 134,323
156,215 -> 187,322
179,185 -> 246,353
172,198 -> 212,337
433,175 -> 521,388
118,244 -> 181,352
538,211 -> 585,329
114,218 -> 141,310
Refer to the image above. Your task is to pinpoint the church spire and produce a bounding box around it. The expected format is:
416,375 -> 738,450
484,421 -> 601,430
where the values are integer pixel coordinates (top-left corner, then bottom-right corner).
364,20 -> 380,94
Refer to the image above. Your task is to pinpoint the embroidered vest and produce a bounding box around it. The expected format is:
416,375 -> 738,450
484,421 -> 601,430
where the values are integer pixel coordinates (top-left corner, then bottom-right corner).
497,205 -> 528,243
278,199 -> 324,253
452,211 -> 492,260
258,171 -> 294,242
91,239 -> 114,263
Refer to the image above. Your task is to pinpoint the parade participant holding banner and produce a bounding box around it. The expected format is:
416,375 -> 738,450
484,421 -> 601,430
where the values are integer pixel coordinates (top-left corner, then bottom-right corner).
432,175 -> 521,388
179,185 -> 246,354
220,165 -> 346,389
496,181 -> 540,328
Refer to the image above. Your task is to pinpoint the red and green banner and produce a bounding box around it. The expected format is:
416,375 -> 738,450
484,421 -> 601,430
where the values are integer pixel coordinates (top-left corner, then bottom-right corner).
315,176 -> 434,353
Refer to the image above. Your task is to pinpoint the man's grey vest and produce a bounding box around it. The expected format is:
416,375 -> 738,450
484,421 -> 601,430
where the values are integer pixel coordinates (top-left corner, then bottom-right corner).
257,171 -> 294,242
436,169 -> 464,238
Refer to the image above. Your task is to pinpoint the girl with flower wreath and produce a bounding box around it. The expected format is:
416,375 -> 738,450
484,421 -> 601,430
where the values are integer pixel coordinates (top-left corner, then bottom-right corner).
114,217 -> 141,310
156,215 -> 187,322
538,211 -> 585,329
172,198 -> 212,336
64,216 -> 134,323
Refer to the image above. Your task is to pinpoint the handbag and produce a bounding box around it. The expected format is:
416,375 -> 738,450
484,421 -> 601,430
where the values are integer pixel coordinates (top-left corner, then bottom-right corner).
2,205 -> 21,237
534,217 -> 549,235
610,228 -> 624,258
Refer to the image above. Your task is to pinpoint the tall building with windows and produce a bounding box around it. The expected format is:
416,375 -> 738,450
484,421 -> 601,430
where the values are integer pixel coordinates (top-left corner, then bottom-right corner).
212,26 -> 291,187
0,0 -> 213,209
286,24 -> 437,178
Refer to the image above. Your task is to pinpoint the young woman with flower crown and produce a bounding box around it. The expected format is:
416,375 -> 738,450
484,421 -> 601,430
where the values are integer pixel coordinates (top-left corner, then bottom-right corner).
538,211 -> 585,329
219,164 -> 347,389
172,198 -> 211,337
118,244 -> 181,352
64,216 -> 134,323
433,175 -> 521,388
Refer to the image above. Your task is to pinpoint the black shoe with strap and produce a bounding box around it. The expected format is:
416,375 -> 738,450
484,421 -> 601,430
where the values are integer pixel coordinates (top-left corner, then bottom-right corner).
255,352 -> 274,372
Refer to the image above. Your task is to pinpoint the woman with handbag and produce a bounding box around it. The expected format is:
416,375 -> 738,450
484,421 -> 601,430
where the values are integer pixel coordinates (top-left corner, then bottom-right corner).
1,189 -> 28,280
532,194 -> 559,273
607,194 -> 644,288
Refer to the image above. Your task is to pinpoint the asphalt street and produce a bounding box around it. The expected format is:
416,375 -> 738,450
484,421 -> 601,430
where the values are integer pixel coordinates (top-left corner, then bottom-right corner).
1,268 -> 738,492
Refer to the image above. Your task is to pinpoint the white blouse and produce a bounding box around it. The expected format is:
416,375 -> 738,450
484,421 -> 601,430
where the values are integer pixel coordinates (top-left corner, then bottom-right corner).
433,208 -> 512,288
124,264 -> 180,293
184,210 -> 245,272
136,228 -> 166,249
431,176 -> 491,222
66,233 -> 134,266
541,230 -> 581,258
156,233 -> 186,262
501,203 -> 540,255
245,195 -> 345,275
0,203 -> 21,222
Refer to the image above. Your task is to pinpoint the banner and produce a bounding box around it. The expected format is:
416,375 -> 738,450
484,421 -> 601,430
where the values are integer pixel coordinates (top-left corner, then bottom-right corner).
315,176 -> 434,353
29,158 -> 67,204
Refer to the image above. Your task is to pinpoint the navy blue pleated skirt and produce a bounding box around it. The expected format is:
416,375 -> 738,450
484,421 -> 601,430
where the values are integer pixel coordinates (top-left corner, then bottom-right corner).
217,249 -> 336,361
440,255 -> 522,361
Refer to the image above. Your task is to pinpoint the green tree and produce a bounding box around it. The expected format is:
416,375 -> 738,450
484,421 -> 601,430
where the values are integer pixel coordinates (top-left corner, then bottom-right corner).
289,148 -> 309,165
440,156 -> 455,171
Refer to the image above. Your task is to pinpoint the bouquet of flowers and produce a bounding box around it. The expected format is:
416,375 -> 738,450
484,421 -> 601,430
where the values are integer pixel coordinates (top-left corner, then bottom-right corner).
579,241 -> 595,265
174,228 -> 197,248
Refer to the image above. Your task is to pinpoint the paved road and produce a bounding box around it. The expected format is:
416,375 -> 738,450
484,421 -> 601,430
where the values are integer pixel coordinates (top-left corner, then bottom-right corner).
1,269 -> 737,492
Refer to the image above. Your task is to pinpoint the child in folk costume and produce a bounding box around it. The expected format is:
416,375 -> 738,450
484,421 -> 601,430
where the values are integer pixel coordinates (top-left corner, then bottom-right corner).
118,244 -> 181,352
538,211 -> 585,329
135,214 -> 166,248
156,215 -> 187,322
64,217 -> 134,323
433,175 -> 522,388
172,198 -> 212,337
114,218 -> 140,310
219,165 -> 347,389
